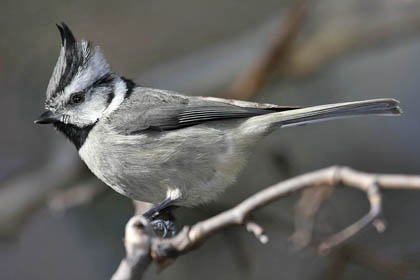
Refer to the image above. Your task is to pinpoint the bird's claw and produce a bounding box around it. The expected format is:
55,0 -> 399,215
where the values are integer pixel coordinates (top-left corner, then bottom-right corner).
149,218 -> 177,238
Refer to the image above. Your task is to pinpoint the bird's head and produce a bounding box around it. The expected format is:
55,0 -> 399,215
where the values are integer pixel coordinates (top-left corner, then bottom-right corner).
36,23 -> 130,129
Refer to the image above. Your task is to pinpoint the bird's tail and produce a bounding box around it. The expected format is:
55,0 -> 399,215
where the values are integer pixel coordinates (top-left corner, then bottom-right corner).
272,98 -> 401,128
240,98 -> 401,139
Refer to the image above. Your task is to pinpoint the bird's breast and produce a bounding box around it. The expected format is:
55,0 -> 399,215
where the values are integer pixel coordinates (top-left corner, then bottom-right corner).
78,123 -> 250,206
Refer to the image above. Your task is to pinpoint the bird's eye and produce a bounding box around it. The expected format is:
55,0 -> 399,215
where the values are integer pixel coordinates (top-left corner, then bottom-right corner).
70,92 -> 85,105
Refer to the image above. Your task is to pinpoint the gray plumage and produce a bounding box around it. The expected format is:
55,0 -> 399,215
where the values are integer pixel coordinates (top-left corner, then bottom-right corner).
36,24 -> 402,209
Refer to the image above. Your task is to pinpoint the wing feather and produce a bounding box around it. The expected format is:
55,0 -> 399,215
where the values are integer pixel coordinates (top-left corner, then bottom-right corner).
108,87 -> 300,134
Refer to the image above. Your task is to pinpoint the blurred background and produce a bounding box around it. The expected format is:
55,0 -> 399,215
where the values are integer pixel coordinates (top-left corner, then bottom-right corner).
1,0 -> 420,279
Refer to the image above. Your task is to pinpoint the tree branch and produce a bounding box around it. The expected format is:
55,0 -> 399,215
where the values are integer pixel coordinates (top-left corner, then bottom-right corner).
111,166 -> 420,279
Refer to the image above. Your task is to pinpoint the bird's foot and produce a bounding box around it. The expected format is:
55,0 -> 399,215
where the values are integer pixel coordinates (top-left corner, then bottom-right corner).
142,200 -> 178,238
149,218 -> 177,238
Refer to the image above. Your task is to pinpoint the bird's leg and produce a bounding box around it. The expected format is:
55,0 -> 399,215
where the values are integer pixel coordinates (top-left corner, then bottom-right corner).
143,198 -> 177,238
143,198 -> 174,220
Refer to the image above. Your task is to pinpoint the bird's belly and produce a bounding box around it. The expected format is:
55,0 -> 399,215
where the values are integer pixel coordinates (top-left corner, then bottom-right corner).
79,126 -> 249,206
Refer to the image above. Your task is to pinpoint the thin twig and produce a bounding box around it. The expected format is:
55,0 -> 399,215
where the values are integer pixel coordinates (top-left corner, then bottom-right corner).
318,179 -> 382,255
245,220 -> 269,244
290,183 -> 334,250
111,216 -> 153,280
112,166 -> 420,279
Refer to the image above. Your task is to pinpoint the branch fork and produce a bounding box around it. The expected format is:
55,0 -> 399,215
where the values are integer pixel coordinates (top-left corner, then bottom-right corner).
111,166 -> 420,280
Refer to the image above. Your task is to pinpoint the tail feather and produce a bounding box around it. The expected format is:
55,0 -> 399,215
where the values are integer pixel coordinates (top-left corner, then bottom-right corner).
276,98 -> 401,127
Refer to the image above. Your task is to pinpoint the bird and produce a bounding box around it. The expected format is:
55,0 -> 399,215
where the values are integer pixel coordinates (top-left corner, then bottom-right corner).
35,23 -> 401,227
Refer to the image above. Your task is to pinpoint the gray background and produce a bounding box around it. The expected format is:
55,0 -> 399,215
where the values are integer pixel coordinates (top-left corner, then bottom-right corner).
1,0 -> 420,279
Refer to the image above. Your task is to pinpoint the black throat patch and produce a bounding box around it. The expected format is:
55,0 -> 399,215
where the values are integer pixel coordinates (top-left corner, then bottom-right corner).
53,122 -> 96,150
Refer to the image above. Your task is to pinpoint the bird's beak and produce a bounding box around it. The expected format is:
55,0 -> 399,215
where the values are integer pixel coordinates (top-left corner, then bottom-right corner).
34,110 -> 61,124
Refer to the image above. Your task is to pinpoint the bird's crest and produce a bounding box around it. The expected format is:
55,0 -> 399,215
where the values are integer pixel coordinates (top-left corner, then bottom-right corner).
45,23 -> 110,109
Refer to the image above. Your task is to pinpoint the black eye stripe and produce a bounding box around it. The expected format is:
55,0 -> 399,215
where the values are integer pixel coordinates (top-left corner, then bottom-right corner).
62,74 -> 114,106
92,73 -> 114,87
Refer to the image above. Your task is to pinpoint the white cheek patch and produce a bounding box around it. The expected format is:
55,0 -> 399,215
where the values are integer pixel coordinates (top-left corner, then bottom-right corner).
69,105 -> 102,127
67,91 -> 108,126
87,95 -> 110,121
69,78 -> 127,126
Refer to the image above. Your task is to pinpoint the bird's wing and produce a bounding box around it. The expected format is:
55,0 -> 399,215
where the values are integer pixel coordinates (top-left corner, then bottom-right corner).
107,87 -> 300,134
